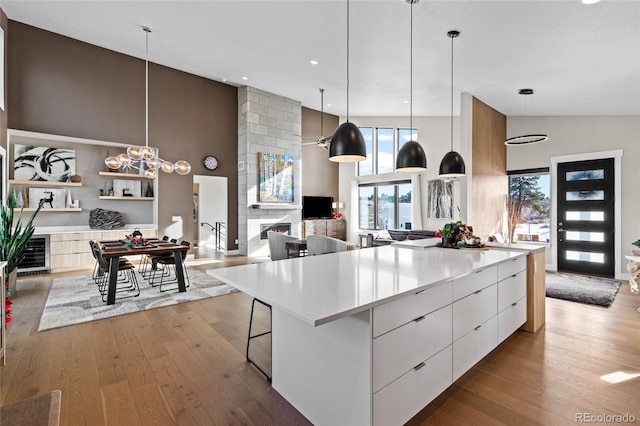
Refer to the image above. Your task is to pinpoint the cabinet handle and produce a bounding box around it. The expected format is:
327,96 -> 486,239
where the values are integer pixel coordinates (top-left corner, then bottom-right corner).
475,269 -> 484,274
415,289 -> 426,295
511,302 -> 518,307
414,315 -> 426,323
414,362 -> 426,371
474,289 -> 483,294
511,274 -> 518,278
474,325 -> 482,331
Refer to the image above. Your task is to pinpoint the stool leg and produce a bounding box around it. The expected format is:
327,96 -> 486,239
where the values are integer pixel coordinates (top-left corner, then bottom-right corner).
246,298 -> 272,382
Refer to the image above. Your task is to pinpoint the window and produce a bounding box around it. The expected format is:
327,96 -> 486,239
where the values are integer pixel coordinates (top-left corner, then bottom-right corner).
508,168 -> 550,242
357,127 -> 417,176
359,181 -> 412,230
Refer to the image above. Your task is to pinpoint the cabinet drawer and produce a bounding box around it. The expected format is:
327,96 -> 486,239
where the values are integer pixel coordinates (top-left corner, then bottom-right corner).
452,315 -> 498,381
373,346 -> 452,426
373,281 -> 452,337
373,305 -> 452,393
497,270 -> 527,312
498,296 -> 526,343
452,266 -> 497,300
497,255 -> 526,281
452,284 -> 497,341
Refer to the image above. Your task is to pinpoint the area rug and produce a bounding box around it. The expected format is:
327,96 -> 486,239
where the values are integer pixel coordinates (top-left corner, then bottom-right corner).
38,268 -> 237,332
545,271 -> 621,307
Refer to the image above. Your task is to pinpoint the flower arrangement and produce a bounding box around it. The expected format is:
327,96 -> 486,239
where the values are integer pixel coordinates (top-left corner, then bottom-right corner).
124,234 -> 148,247
332,212 -> 343,219
4,281 -> 12,329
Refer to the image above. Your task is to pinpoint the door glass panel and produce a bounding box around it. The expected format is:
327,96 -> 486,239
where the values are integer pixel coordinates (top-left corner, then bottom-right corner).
566,190 -> 604,201
566,169 -> 604,181
566,211 -> 604,221
566,250 -> 605,263
359,186 -> 374,229
566,231 -> 605,242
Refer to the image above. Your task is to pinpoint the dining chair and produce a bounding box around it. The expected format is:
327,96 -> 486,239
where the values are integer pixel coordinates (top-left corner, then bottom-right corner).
306,235 -> 348,256
90,241 -> 140,302
148,241 -> 191,292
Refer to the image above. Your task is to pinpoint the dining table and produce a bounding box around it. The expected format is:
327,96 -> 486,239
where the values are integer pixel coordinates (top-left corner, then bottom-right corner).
98,239 -> 190,305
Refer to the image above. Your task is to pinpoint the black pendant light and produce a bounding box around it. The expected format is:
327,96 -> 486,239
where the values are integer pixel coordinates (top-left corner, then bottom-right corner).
396,0 -> 427,172
438,30 -> 466,178
329,0 -> 366,163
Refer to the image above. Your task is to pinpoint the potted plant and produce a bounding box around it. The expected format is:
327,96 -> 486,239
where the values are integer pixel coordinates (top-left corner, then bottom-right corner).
439,221 -> 461,246
1,191 -> 44,297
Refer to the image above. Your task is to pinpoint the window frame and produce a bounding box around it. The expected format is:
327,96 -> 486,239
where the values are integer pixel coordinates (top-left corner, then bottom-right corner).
358,179 -> 411,230
357,127 -> 417,177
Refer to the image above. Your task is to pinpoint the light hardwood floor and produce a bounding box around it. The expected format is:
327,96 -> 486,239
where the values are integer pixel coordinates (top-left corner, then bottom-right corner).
2,258 -> 639,425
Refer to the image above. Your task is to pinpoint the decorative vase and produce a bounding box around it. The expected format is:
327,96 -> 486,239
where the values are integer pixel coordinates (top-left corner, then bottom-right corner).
442,237 -> 456,246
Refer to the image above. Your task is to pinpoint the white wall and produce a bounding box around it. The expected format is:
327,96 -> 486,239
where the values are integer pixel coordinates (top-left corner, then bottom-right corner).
338,115 -> 466,242
507,116 -> 640,276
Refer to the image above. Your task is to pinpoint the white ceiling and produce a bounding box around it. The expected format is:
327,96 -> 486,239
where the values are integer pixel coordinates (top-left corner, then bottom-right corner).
1,0 -> 639,118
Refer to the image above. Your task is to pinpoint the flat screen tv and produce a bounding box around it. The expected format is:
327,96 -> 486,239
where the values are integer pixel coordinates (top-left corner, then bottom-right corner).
302,196 -> 333,219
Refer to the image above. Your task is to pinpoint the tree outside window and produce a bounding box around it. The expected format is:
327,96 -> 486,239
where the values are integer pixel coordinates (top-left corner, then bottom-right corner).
508,173 -> 550,243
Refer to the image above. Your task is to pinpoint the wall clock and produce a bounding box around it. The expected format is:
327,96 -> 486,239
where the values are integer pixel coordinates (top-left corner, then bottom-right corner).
203,155 -> 218,170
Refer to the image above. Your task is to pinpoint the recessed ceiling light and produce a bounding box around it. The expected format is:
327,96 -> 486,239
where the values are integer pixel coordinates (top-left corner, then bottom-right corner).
327,104 -> 332,107
310,60 -> 318,65
241,76 -> 248,80
221,78 -> 227,82
403,100 -> 409,104
581,0 -> 602,4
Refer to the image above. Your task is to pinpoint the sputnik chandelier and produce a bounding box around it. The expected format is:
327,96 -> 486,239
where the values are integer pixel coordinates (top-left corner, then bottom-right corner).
105,26 -> 191,177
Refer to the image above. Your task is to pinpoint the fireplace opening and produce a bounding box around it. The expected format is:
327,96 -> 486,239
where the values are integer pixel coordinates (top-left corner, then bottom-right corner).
261,223 -> 291,240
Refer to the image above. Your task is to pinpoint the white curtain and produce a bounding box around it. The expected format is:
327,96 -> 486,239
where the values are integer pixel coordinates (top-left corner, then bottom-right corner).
411,174 -> 424,230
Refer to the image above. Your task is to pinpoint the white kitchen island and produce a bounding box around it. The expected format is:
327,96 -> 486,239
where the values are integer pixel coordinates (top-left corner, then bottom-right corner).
207,246 -> 527,425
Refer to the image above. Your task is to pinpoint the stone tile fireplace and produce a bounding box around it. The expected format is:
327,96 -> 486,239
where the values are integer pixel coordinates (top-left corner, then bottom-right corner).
237,87 -> 302,256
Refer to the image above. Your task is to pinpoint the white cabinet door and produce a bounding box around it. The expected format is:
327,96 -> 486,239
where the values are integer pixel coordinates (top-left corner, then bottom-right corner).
373,281 -> 452,337
497,270 -> 527,312
498,296 -> 527,343
452,266 -> 497,300
373,305 -> 452,393
452,284 -> 497,341
452,316 -> 498,381
373,346 -> 452,426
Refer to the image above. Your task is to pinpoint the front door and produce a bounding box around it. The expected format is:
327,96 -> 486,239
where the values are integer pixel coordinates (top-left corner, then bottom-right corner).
557,158 -> 615,277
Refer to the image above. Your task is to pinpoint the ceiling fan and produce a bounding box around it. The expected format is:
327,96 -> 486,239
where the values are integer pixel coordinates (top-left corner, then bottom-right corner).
302,88 -> 333,150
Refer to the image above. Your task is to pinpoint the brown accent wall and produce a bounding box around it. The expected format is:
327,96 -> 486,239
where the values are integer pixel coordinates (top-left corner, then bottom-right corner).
0,10 -> 7,152
301,106 -> 339,199
471,96 -> 507,239
7,21 -> 238,249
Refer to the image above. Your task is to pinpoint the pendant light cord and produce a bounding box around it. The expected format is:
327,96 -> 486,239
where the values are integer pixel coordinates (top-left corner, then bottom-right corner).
450,30 -> 454,152
410,1 -> 413,131
346,0 -> 350,122
144,27 -> 150,149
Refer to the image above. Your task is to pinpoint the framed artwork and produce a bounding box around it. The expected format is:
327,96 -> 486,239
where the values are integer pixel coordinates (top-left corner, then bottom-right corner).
29,188 -> 67,209
427,179 -> 453,219
258,152 -> 294,203
113,179 -> 142,198
14,144 -> 76,182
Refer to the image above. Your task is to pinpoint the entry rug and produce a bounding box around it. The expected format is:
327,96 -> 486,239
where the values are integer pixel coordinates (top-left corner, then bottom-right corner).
38,268 -> 237,331
545,271 -> 621,307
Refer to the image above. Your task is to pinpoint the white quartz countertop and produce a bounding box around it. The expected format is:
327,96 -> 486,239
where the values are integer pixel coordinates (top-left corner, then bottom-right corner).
207,246 -> 525,327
